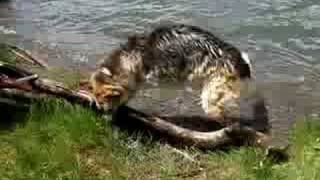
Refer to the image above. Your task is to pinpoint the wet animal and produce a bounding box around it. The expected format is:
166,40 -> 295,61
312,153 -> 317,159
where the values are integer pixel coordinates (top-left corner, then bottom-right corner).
88,24 -> 255,122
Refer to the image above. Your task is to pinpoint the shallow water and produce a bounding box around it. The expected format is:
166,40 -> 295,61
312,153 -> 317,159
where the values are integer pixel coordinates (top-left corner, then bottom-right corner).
1,0 -> 320,143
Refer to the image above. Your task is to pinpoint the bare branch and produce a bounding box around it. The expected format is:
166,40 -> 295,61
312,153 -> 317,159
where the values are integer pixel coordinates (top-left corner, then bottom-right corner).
0,62 -> 271,149
114,106 -> 271,149
6,44 -> 48,68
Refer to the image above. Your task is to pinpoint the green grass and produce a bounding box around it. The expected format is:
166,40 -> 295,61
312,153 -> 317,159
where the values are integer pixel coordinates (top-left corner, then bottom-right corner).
1,44 -> 320,179
0,99 -> 319,180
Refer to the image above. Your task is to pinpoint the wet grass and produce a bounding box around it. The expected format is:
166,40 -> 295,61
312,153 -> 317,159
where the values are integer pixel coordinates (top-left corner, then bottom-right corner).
0,99 -> 319,180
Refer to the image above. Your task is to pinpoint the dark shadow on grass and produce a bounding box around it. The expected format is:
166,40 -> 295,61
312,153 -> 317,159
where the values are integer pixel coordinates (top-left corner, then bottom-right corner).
0,102 -> 30,131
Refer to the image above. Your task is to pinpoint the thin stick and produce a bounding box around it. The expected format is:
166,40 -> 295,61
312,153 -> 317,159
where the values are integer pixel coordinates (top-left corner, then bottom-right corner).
7,44 -> 48,68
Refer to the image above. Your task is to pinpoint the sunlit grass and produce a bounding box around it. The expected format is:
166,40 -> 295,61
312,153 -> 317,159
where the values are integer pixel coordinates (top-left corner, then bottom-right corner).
0,99 -> 319,179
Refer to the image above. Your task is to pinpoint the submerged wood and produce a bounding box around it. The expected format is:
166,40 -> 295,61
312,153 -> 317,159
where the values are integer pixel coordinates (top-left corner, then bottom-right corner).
0,45 -> 271,149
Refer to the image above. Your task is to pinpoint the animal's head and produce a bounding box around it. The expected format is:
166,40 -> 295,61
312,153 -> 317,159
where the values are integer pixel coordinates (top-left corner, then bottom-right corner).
90,40 -> 144,111
89,67 -> 129,111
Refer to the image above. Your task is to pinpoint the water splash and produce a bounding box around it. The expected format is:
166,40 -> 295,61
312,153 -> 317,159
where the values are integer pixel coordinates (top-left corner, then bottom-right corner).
0,26 -> 16,35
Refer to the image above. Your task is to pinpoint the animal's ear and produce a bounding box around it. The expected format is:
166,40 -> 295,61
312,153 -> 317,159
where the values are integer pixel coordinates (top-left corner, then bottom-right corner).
100,67 -> 112,76
127,34 -> 146,49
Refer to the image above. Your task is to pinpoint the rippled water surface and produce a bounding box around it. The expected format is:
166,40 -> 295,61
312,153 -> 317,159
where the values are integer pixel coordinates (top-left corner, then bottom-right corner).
1,0 -> 320,143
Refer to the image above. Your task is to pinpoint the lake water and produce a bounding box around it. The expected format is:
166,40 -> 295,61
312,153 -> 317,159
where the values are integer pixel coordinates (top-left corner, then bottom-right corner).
1,0 -> 320,144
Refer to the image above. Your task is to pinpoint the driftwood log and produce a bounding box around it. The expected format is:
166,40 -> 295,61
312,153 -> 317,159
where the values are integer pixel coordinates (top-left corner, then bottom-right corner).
0,44 -> 272,149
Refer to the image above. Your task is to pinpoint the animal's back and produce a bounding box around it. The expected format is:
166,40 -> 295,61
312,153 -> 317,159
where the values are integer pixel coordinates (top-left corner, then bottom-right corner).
143,24 -> 251,79
89,24 -> 254,117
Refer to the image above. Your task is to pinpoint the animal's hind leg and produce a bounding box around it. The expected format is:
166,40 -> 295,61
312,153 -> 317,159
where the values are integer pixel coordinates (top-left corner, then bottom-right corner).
200,77 -> 241,124
200,84 -> 224,118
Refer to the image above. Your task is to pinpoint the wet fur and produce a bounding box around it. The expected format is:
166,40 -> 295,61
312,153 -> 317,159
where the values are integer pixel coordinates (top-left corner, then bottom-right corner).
90,24 -> 253,119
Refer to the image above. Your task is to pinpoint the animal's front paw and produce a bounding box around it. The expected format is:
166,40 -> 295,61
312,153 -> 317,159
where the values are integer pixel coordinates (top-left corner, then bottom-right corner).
77,90 -> 101,109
